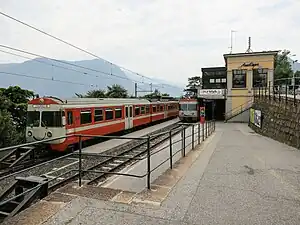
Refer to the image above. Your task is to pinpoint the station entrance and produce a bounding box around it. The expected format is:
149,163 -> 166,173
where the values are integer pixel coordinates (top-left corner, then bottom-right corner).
199,98 -> 226,121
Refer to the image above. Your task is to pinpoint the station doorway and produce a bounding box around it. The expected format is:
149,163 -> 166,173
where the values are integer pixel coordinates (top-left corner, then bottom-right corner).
203,99 -> 226,121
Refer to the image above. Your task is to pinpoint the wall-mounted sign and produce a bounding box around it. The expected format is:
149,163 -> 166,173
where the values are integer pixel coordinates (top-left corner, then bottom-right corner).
250,108 -> 261,128
198,89 -> 225,99
240,62 -> 259,67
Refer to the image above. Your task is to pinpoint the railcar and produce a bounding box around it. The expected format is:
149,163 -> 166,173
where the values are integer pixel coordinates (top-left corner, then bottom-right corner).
25,97 -> 179,152
178,98 -> 199,122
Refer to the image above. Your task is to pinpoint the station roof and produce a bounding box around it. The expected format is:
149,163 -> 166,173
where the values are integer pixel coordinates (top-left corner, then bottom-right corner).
223,50 -> 280,64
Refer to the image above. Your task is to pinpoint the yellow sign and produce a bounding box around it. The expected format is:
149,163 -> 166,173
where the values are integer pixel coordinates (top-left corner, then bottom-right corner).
250,108 -> 254,124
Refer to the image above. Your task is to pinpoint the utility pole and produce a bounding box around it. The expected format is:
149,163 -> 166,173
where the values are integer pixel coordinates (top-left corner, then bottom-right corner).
134,83 -> 138,98
245,37 -> 253,53
229,30 -> 236,54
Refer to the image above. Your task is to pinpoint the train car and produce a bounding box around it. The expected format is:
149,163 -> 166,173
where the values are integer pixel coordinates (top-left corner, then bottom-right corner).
25,97 -> 178,152
178,98 -> 199,122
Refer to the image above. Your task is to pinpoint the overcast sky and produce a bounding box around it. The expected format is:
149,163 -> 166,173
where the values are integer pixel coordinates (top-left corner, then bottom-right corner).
0,0 -> 299,86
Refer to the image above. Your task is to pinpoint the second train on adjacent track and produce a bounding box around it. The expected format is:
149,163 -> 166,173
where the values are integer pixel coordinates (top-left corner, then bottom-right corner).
26,97 -> 179,152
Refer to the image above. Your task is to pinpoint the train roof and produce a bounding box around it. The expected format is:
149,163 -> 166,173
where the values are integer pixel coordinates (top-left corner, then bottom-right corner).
28,96 -> 179,106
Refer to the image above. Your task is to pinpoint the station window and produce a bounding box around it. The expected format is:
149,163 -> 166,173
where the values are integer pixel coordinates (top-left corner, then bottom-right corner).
105,108 -> 113,120
141,106 -> 145,114
115,108 -> 122,119
94,109 -> 103,122
221,78 -> 227,83
232,69 -> 247,88
135,107 -> 140,116
80,110 -> 92,124
67,111 -> 73,125
253,68 -> 268,87
152,106 -> 157,113
209,79 -> 215,83
216,78 -> 221,83
146,106 -> 150,114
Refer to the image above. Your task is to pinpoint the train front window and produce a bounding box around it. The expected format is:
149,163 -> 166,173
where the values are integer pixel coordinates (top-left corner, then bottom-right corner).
26,111 -> 40,127
179,104 -> 188,111
188,104 -> 197,111
41,111 -> 63,127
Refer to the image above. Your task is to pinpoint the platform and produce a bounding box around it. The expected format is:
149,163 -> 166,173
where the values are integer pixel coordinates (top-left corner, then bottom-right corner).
4,122 -> 300,225
83,118 -> 179,154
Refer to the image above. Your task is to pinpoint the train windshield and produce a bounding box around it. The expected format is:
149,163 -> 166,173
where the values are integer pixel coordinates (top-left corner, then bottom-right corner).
188,104 -> 197,111
179,104 -> 188,110
41,111 -> 63,127
26,111 -> 40,127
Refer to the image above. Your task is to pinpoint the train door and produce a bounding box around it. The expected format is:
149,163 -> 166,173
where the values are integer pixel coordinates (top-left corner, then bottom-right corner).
125,105 -> 133,129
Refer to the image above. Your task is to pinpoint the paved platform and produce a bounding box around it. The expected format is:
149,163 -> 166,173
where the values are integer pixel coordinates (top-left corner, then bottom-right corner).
83,118 -> 179,154
4,122 -> 300,225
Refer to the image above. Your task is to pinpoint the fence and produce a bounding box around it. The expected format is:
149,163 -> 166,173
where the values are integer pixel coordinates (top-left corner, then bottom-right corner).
0,120 -> 216,211
253,77 -> 300,105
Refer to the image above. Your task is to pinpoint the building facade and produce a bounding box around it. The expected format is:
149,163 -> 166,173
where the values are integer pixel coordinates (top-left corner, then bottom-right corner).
223,51 -> 279,115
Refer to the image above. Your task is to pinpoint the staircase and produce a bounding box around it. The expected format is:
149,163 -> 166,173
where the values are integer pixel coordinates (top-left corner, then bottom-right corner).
224,99 -> 254,122
0,176 -> 48,222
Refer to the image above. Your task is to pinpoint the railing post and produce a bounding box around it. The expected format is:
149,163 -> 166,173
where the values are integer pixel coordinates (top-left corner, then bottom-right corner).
265,84 -> 267,98
259,86 -> 260,99
202,122 -> 204,141
294,83 -> 296,105
147,136 -> 151,189
169,130 -> 172,169
78,135 -> 82,187
273,85 -> 275,101
205,121 -> 208,138
269,81 -> 271,101
192,125 -> 195,150
183,127 -> 186,157
279,85 -> 281,102
285,79 -> 288,104
198,123 -> 200,144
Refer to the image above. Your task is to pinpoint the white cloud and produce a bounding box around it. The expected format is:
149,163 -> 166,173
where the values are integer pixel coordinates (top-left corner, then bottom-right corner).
0,0 -> 299,86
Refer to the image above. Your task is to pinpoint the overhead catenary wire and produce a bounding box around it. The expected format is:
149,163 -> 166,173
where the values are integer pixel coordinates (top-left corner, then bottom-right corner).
0,11 -> 178,90
0,71 -> 96,87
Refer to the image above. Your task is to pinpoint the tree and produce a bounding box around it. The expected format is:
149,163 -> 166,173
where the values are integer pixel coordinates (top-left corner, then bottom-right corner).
274,50 -> 293,84
84,89 -> 106,98
295,71 -> 300,85
106,84 -> 128,98
186,76 -> 202,89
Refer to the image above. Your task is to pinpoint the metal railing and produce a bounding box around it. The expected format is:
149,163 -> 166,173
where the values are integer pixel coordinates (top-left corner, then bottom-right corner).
253,77 -> 300,105
224,98 -> 254,121
0,120 -> 216,209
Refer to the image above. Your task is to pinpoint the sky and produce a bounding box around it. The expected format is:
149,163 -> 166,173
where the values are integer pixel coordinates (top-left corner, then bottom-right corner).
0,0 -> 299,86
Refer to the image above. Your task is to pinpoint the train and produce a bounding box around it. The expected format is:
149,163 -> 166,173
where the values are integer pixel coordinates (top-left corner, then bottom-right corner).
178,98 -> 199,122
25,97 -> 179,152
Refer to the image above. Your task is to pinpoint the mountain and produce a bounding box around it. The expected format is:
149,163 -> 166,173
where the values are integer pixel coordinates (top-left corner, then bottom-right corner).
0,58 -> 184,98
293,61 -> 300,72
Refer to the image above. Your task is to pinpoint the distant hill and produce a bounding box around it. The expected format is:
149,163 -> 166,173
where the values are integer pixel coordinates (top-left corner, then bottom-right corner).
0,58 -> 184,98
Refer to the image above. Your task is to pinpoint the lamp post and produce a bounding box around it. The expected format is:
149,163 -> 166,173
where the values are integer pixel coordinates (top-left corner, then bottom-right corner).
292,59 -> 298,90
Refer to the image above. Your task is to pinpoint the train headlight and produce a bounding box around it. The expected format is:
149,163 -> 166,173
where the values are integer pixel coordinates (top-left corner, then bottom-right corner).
27,131 -> 32,137
47,132 -> 52,138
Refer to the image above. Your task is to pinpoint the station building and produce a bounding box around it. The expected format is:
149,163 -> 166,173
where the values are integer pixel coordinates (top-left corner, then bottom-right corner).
198,50 -> 279,122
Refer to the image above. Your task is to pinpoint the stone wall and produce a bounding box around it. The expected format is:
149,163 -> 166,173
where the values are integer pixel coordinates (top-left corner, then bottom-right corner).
249,97 -> 300,149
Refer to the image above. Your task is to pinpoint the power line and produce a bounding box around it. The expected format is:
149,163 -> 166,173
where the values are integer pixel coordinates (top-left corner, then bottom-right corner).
0,11 -> 152,82
0,71 -> 95,87
0,44 -> 136,82
0,48 -> 120,81
0,11 -> 181,90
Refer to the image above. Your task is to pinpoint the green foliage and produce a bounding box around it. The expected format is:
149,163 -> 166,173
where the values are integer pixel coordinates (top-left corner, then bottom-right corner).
0,86 -> 34,148
76,84 -> 128,98
274,50 -> 293,83
186,76 -> 202,89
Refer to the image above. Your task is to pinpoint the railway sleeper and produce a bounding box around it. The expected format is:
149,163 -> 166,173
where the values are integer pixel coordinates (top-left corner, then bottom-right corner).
0,176 -> 48,223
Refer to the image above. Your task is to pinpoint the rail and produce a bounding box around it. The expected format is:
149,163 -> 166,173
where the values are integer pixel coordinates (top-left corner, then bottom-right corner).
0,120 -> 216,221
253,77 -> 300,105
224,99 -> 254,121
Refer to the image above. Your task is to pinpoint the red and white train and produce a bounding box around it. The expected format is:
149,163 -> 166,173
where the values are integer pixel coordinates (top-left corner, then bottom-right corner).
26,97 -> 179,152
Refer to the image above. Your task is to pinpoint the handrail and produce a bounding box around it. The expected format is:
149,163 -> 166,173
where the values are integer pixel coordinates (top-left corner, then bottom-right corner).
225,98 -> 254,117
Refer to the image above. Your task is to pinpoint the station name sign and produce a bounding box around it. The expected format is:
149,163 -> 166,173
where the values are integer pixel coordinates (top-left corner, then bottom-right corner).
199,89 -> 224,96
240,62 -> 259,67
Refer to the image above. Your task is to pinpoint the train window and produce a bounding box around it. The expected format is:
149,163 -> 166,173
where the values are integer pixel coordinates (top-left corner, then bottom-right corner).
179,104 -> 188,111
152,106 -> 157,113
146,106 -> 150,114
94,109 -> 103,122
125,107 -> 128,118
67,111 -> 73,125
26,111 -> 40,127
141,106 -> 145,114
168,105 -> 171,110
160,105 -> 163,111
42,111 -> 63,127
115,108 -> 122,119
135,107 -> 140,116
105,108 -> 114,120
188,104 -> 197,111
80,110 -> 92,124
